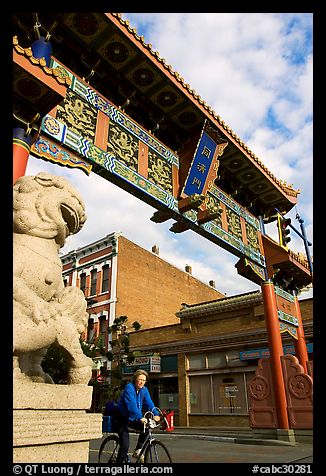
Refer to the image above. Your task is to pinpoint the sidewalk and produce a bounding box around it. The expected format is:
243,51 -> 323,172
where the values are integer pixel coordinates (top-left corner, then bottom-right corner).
157,426 -> 313,447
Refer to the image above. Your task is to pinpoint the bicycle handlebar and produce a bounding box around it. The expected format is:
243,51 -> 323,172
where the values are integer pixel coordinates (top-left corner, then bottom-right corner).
142,408 -> 168,431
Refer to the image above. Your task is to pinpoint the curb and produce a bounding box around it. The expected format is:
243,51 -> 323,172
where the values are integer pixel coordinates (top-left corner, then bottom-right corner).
158,432 -> 298,446
235,437 -> 296,446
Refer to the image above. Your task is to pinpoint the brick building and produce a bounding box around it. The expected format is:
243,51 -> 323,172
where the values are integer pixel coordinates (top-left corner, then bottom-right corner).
128,293 -> 313,427
61,231 -> 225,378
61,232 -> 312,425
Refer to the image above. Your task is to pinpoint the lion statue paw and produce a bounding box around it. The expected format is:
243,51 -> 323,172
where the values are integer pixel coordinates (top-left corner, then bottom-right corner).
68,365 -> 93,385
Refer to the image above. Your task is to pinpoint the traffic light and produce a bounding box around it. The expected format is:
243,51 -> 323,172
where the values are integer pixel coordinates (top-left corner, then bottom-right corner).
277,214 -> 291,248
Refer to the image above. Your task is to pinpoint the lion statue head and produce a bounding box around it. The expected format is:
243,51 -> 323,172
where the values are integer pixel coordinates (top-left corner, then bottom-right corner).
13,172 -> 87,247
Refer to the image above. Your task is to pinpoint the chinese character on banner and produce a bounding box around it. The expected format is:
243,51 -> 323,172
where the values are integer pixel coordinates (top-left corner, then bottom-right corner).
182,120 -> 228,197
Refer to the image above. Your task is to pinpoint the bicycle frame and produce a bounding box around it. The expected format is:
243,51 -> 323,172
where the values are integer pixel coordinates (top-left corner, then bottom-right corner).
133,411 -> 158,462
99,408 -> 172,464
134,409 -> 174,463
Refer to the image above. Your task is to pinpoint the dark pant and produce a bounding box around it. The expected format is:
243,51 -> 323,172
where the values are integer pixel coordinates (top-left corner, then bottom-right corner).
113,408 -> 148,463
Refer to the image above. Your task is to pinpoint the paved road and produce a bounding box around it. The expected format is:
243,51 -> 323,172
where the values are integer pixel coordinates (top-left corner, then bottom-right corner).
89,433 -> 313,464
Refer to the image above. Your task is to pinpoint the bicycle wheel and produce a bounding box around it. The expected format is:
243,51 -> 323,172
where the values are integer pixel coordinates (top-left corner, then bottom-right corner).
144,439 -> 172,463
98,434 -> 120,463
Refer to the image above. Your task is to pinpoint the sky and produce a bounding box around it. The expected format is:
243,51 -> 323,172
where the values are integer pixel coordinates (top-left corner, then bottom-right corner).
25,12 -> 313,300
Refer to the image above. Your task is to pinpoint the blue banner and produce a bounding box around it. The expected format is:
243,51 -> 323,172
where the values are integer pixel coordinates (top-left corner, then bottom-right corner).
183,131 -> 218,196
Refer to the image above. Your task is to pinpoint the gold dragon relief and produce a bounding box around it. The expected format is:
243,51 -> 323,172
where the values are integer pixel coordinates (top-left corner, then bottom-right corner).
205,194 -> 223,227
56,89 -> 97,143
245,222 -> 261,252
226,208 -> 243,241
148,149 -> 173,194
107,122 -> 138,172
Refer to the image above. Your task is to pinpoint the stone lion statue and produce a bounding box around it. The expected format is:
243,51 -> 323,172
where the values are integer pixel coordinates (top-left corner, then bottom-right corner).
13,172 -> 92,384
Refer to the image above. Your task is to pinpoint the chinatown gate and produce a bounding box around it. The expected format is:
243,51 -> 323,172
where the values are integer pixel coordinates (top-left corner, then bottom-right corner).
13,12 -> 313,440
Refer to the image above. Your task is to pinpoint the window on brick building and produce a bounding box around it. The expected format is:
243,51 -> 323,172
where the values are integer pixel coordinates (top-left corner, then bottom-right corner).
213,374 -> 248,414
97,315 -> 107,352
187,350 -> 252,415
101,265 -> 110,293
99,315 -> 107,336
189,372 -> 252,415
207,352 -> 225,368
189,375 -> 213,413
87,318 -> 95,343
188,353 -> 206,370
90,269 -> 97,296
80,273 -> 86,295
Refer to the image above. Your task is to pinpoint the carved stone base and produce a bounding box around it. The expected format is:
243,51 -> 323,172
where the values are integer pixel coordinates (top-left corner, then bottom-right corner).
252,428 -> 313,444
13,381 -> 102,463
252,428 -> 296,443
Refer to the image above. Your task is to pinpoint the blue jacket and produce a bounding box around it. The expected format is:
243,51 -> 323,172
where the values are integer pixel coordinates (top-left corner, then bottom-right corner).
117,382 -> 159,421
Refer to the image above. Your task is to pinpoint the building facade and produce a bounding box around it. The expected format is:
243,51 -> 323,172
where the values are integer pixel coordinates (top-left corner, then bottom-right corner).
128,293 -> 313,427
61,232 -> 312,425
61,232 -> 225,381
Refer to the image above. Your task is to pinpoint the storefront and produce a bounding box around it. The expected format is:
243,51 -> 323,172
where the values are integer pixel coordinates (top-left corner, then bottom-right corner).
129,293 -> 313,427
122,354 -> 179,419
186,342 -> 313,425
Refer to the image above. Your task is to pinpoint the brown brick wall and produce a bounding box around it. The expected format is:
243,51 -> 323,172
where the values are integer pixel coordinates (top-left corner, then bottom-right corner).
130,314 -> 265,349
129,296 -> 312,348
194,311 -> 265,336
62,262 -> 74,272
299,297 -> 313,321
116,235 -> 225,329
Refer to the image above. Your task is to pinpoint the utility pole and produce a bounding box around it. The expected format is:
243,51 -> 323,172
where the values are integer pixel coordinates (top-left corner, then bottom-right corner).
295,213 -> 313,277
274,209 -> 313,277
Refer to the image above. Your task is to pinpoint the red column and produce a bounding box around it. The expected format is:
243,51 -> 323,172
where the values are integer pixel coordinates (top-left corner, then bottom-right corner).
293,295 -> 309,373
13,128 -> 38,184
261,280 -> 289,429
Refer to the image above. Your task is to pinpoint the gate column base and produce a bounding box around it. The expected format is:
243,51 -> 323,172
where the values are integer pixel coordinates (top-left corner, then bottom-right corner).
252,428 -> 296,442
292,429 -> 313,444
276,429 -> 296,442
252,428 -> 313,443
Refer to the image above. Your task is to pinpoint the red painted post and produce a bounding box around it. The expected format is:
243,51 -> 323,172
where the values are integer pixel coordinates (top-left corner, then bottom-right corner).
13,128 -> 38,184
293,295 -> 309,374
261,280 -> 289,429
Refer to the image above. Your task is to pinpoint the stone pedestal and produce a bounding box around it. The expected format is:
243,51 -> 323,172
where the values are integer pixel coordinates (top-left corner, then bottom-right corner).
252,428 -> 308,443
253,428 -> 296,442
13,381 -> 102,463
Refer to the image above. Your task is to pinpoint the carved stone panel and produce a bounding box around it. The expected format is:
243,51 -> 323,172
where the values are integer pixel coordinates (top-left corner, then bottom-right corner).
307,360 -> 313,379
281,354 -> 313,429
247,358 -> 278,428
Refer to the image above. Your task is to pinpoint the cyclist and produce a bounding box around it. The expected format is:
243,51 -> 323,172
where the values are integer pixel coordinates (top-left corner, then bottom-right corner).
113,369 -> 160,463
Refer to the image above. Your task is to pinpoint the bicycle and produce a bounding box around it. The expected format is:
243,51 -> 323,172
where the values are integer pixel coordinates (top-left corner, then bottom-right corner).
98,409 -> 172,463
